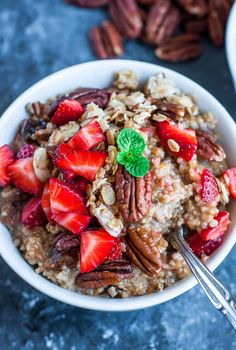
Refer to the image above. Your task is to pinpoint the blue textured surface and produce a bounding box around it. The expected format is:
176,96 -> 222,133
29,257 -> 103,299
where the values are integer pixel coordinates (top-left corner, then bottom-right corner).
0,1 -> 236,349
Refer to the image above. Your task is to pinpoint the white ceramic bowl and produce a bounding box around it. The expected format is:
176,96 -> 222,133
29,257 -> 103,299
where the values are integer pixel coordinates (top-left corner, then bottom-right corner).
226,1 -> 236,89
1,60 -> 236,312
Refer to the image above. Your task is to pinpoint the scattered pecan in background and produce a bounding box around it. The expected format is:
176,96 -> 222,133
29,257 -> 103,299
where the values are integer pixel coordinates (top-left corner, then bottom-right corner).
65,0 -> 233,62
155,34 -> 203,62
76,259 -> 133,289
125,226 -> 164,276
115,165 -> 152,223
89,21 -> 124,59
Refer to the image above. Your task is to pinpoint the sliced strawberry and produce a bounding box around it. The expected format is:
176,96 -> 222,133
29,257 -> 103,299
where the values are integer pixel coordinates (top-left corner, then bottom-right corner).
80,229 -> 115,273
22,196 -> 47,229
224,168 -> 236,199
52,212 -> 91,234
156,121 -> 197,161
0,145 -> 14,187
52,99 -> 84,126
49,178 -> 87,214
201,211 -> 230,241
200,168 -> 219,203
9,157 -> 43,194
68,119 -> 105,151
55,149 -> 107,181
106,238 -> 122,261
17,144 -> 37,159
42,182 -> 53,221
187,232 -> 223,258
69,176 -> 90,195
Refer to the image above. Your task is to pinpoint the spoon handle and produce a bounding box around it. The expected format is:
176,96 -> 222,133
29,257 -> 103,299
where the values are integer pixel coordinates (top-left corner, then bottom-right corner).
172,227 -> 236,331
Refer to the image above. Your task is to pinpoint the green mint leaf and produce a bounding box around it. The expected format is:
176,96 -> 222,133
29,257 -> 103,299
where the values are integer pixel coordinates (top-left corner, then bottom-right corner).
117,128 -> 146,155
124,155 -> 150,177
117,151 -> 140,166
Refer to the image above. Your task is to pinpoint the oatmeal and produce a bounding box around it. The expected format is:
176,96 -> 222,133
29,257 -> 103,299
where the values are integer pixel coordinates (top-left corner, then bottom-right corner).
0,70 -> 235,298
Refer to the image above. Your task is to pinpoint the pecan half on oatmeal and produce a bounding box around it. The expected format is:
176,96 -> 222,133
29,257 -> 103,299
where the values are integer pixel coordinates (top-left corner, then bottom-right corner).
76,259 -> 133,289
115,165 -> 152,223
196,129 -> 226,162
125,227 -> 164,276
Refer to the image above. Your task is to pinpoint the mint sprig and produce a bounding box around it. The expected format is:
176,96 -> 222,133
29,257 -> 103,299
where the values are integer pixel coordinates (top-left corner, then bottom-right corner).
116,128 -> 150,177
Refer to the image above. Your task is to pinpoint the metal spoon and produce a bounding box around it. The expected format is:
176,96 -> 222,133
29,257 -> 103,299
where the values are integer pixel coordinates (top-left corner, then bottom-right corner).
171,226 -> 236,331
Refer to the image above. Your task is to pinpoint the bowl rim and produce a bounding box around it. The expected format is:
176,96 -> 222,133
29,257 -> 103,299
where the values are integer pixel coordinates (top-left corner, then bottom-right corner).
226,1 -> 236,89
0,59 -> 236,312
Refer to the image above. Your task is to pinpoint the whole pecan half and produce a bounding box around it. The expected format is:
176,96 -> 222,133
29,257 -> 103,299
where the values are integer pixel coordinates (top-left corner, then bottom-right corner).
66,0 -> 110,8
151,99 -> 185,119
155,34 -> 203,62
109,0 -> 143,39
145,1 -> 180,45
89,21 -> 124,59
125,226 -> 164,276
176,0 -> 208,17
76,259 -> 133,289
115,165 -> 152,223
47,88 -> 110,116
50,233 -> 80,263
196,129 -> 226,162
207,0 -> 232,47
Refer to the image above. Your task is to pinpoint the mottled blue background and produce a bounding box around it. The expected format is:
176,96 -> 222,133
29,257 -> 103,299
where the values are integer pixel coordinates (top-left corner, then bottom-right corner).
0,1 -> 236,349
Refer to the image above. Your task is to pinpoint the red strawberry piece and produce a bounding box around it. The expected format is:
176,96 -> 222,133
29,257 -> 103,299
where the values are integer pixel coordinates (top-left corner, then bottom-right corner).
62,169 -> 77,181
200,168 -> 219,203
156,121 -> 197,161
106,238 -> 122,261
52,212 -> 91,234
69,176 -> 90,195
80,229 -> 115,273
22,196 -> 47,229
52,99 -> 84,126
16,144 -> 37,159
9,157 -> 43,194
0,145 -> 14,187
42,182 -> 53,221
201,211 -> 230,241
49,178 -> 88,214
224,168 -> 236,199
68,119 -> 105,150
187,232 -> 223,258
55,149 -> 107,181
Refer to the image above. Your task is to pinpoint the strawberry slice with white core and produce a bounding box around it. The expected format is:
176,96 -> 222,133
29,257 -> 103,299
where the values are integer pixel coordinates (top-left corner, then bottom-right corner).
201,211 -> 230,241
42,182 -> 53,221
80,229 -> 115,273
224,168 -> 236,199
0,145 -> 14,187
52,212 -> 91,234
55,149 -> 107,181
22,196 -> 47,229
68,119 -> 105,150
9,157 -> 43,194
156,121 -> 197,161
200,168 -> 219,203
52,99 -> 84,126
49,178 -> 87,214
